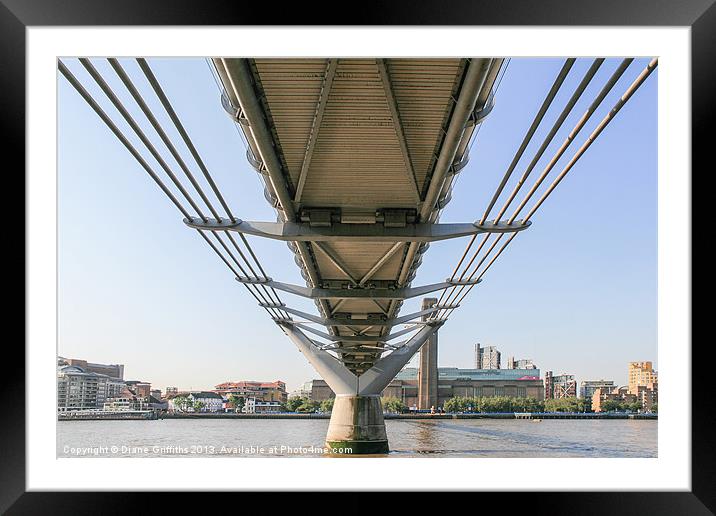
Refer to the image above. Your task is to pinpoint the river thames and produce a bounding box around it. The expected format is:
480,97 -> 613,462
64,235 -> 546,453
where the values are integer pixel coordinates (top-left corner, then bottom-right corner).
57,418 -> 657,458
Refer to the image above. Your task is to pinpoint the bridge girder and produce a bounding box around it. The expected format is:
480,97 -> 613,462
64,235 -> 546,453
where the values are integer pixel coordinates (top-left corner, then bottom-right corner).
184,218 -> 531,242
259,303 -> 456,327
235,277 -> 480,300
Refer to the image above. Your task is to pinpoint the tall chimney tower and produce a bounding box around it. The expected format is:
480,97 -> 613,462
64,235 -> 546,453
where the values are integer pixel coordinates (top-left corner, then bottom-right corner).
417,298 -> 439,410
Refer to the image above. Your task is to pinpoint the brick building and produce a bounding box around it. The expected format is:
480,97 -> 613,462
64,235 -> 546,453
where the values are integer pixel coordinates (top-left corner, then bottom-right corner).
213,380 -> 288,403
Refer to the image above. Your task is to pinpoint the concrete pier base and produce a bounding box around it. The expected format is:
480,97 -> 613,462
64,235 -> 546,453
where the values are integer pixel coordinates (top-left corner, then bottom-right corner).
325,395 -> 389,455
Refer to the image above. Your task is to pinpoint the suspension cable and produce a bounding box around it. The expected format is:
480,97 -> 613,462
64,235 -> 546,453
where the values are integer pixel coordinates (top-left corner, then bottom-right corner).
478,58 -> 575,226
436,58 -> 579,316
78,58 -> 208,222
60,59 -> 286,320
123,58 -> 288,317
492,58 -> 604,223
440,58 -> 657,321
195,230 -> 278,314
58,61 -> 191,220
522,58 -> 658,222
79,58 -> 286,316
507,58 -> 635,224
137,58 -> 237,222
107,58 -> 222,221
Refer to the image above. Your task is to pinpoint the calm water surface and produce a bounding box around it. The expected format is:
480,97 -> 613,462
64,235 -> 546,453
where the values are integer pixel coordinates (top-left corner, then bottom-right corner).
57,419 -> 656,458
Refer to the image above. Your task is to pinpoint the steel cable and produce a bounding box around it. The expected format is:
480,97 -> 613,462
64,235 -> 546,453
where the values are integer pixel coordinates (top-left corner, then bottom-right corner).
58,61 -> 191,220
435,58 -> 579,316
137,58 -> 236,222
59,60 -> 284,320
435,58 -> 633,320
81,58 -> 286,318
439,58 -> 657,321
136,58 -> 290,317
117,58 -> 289,318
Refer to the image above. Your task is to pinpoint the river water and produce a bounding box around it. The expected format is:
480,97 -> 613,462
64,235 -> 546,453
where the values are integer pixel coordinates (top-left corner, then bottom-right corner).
57,418 -> 656,458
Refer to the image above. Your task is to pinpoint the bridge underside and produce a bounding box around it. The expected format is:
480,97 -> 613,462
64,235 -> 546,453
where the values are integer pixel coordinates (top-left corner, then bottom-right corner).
213,57 -> 502,453
60,54 -> 656,456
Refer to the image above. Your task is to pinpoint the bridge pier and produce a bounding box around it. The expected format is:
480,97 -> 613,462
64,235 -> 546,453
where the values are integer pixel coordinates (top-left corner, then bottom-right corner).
279,319 -> 443,455
326,395 -> 388,455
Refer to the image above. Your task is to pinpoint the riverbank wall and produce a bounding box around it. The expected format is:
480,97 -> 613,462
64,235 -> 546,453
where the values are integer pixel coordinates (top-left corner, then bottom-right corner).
59,412 -> 657,421
58,410 -> 157,421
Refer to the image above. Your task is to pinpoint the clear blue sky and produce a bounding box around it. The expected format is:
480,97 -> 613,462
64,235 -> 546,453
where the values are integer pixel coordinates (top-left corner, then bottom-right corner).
58,57 -> 657,392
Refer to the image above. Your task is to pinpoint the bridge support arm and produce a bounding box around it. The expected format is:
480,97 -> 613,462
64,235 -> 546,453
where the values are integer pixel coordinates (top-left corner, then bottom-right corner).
357,322 -> 443,396
279,319 -> 442,455
263,303 -> 456,327
290,322 -> 419,343
279,322 -> 357,396
238,277 -> 479,300
184,218 -> 531,243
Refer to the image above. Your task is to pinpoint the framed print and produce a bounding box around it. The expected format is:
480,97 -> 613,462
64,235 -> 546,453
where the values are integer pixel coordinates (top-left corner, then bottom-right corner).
4,0 -> 711,512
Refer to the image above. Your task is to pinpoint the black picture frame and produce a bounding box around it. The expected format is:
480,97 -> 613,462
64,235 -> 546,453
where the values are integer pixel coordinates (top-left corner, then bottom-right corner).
4,0 -> 709,512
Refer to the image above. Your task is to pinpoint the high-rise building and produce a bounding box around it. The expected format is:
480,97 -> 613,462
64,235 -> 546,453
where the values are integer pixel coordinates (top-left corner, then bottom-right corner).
544,371 -> 577,399
417,298 -> 439,410
580,380 -> 615,399
57,365 -> 109,411
474,343 -> 500,369
553,374 -> 577,398
628,362 -> 658,394
544,371 -> 554,399
507,357 -> 536,370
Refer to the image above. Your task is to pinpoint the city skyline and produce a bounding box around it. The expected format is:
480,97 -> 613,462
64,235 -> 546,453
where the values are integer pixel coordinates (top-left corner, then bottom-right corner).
58,57 -> 657,393
57,343 -> 656,394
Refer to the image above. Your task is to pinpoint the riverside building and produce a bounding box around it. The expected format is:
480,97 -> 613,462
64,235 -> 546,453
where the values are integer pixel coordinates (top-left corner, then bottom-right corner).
103,386 -> 150,411
243,398 -> 282,414
298,379 -> 334,401
57,365 -> 110,411
302,368 -> 544,408
213,380 -> 288,403
628,362 -> 658,394
168,392 -> 224,412
58,356 -> 124,380
580,379 -> 615,399
57,356 -> 128,411
632,382 -> 658,411
125,381 -> 151,397
544,372 -> 577,399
